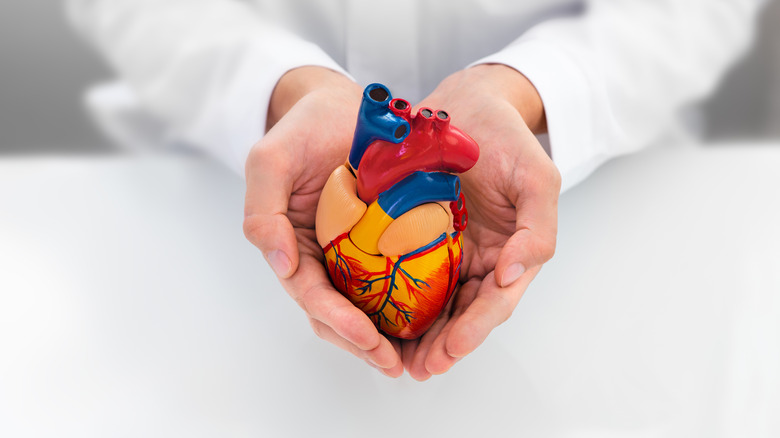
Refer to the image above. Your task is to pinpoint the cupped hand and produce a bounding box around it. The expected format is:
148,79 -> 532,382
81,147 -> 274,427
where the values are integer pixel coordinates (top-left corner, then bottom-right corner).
243,67 -> 403,377
401,64 -> 561,380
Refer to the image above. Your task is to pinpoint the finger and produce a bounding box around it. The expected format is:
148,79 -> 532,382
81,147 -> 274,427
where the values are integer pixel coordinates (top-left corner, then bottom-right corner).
401,338 -> 421,376
423,326 -> 461,376
406,323 -> 441,381
243,143 -> 301,278
495,165 -> 560,288
389,336 -> 403,355
416,321 -> 456,377
388,337 -> 405,378
444,269 -> 539,359
281,253 -> 390,353
421,279 -> 480,375
309,318 -> 402,377
404,281 -> 468,380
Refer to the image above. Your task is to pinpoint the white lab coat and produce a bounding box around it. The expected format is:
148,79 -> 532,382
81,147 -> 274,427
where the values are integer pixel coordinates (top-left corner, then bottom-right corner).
68,0 -> 763,191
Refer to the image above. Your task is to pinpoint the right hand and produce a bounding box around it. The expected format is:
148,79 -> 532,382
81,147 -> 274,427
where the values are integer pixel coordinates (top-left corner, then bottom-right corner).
399,65 -> 560,380
243,67 -> 404,377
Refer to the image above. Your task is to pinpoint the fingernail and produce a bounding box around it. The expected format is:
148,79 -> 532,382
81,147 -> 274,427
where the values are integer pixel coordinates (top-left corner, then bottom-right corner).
500,262 -> 526,288
267,249 -> 291,277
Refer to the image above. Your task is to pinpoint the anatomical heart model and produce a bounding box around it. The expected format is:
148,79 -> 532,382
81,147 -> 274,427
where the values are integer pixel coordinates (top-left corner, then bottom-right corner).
315,83 -> 479,339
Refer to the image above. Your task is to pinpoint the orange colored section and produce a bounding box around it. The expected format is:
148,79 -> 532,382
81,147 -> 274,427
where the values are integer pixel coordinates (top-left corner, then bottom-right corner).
315,165 -> 367,248
323,231 -> 463,339
377,203 -> 449,256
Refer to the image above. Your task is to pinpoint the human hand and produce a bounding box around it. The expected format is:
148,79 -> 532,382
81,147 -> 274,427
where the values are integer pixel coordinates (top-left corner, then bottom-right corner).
401,64 -> 561,380
243,67 -> 404,377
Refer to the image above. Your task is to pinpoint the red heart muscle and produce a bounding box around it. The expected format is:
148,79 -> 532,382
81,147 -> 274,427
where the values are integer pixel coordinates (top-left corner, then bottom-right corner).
356,106 -> 479,204
315,84 -> 478,339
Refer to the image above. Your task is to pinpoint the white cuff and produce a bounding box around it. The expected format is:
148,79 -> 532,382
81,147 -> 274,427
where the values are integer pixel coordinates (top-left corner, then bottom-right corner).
185,37 -> 349,178
470,40 -> 609,193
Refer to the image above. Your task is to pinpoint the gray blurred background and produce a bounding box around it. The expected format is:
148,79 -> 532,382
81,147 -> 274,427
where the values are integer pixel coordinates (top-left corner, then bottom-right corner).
0,1 -> 778,154
0,1 -> 112,153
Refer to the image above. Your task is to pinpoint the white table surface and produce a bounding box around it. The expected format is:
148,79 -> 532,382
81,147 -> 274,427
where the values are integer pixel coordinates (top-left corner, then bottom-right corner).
1,142 -> 778,437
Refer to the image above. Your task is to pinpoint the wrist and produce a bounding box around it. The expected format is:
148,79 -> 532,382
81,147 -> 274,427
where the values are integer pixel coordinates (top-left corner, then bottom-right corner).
267,66 -> 358,131
465,64 -> 547,134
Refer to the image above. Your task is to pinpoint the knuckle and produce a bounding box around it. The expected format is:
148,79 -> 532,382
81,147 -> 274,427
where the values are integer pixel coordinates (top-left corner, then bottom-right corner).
498,311 -> 513,326
308,317 -> 325,339
246,140 -> 273,163
324,305 -> 341,328
293,287 -> 313,316
538,236 -> 557,262
293,282 -> 335,320
242,214 -> 270,247
495,294 -> 515,325
242,215 -> 259,241
474,293 -> 514,327
245,144 -> 269,172
247,142 -> 291,175
327,306 -> 368,345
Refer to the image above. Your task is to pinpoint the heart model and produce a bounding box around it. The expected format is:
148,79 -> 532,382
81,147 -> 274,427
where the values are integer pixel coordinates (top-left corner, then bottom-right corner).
315,83 -> 479,339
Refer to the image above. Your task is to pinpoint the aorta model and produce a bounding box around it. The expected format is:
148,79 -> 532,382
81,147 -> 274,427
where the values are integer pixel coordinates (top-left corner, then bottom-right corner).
315,83 -> 479,339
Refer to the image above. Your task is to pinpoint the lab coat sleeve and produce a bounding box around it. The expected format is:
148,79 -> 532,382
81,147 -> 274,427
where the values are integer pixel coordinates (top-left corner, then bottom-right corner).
472,0 -> 765,192
67,0 -> 348,176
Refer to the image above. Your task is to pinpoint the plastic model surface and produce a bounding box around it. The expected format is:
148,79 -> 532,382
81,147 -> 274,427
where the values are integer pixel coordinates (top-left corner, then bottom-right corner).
315,83 -> 479,339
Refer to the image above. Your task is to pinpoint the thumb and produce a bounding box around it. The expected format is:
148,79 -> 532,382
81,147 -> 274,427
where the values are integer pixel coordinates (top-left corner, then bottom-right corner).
495,158 -> 560,288
494,228 -> 556,288
243,147 -> 300,279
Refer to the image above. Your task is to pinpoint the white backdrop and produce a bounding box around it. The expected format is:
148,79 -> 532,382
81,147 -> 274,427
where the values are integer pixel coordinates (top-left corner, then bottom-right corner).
1,140 -> 778,437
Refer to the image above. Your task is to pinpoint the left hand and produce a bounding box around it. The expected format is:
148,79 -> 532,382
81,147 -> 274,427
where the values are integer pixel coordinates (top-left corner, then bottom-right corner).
400,64 -> 561,380
243,67 -> 404,377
